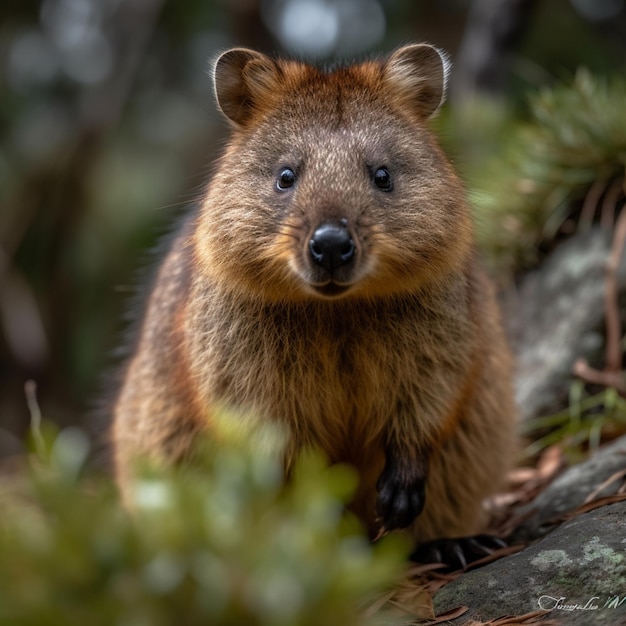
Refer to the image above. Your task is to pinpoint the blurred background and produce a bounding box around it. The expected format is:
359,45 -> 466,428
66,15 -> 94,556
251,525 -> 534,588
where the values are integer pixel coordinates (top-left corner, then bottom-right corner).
1,0 -> 625,458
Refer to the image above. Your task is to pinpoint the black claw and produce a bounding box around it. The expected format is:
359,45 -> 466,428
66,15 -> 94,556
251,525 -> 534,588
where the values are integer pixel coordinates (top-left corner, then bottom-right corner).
462,534 -> 507,557
430,546 -> 442,564
450,543 -> 468,570
469,534 -> 508,554
410,534 -> 508,570
489,536 -> 508,550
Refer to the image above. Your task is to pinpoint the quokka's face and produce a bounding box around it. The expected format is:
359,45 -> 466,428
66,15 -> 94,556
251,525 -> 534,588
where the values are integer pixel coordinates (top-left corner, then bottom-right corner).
196,46 -> 472,301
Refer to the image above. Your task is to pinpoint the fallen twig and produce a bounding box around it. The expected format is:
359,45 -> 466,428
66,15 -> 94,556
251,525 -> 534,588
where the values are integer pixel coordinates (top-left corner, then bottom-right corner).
584,468 -> 626,503
573,190 -> 626,396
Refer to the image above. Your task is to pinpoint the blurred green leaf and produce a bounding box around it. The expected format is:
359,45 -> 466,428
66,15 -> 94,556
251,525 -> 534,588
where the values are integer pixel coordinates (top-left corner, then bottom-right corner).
0,416 -> 408,626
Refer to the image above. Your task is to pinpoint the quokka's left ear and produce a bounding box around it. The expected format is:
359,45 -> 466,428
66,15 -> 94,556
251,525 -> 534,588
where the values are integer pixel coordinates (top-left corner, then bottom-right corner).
382,44 -> 450,119
212,47 -> 281,127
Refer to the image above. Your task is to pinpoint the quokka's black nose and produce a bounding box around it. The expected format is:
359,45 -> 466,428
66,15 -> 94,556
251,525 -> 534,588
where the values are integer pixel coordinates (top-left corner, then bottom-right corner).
309,222 -> 356,272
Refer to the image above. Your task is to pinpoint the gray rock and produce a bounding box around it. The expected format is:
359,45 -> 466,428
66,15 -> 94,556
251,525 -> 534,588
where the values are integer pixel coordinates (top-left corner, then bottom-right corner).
513,434 -> 626,542
434,501 -> 626,625
506,227 -> 626,421
432,222 -> 626,624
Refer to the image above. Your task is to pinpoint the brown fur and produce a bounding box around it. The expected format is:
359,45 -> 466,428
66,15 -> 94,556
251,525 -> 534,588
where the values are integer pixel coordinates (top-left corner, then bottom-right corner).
111,45 -> 516,545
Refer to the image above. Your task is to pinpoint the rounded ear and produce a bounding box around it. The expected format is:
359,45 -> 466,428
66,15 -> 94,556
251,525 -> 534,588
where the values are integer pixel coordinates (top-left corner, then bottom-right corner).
212,48 -> 280,126
383,44 -> 450,119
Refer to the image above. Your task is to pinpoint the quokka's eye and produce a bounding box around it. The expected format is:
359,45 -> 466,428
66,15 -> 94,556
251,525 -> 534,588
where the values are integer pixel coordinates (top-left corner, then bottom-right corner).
276,167 -> 296,191
373,167 -> 392,191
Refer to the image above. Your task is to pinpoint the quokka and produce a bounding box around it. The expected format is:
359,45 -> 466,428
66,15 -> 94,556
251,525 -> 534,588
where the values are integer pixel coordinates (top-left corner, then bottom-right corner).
111,44 -> 517,565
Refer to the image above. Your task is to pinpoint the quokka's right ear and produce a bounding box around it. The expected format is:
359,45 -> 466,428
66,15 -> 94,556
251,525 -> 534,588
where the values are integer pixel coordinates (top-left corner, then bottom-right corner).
383,44 -> 450,119
212,48 -> 281,126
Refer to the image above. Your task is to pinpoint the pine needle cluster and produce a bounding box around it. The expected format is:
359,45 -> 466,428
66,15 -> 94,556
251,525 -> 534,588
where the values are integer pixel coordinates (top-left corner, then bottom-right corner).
471,69 -> 626,275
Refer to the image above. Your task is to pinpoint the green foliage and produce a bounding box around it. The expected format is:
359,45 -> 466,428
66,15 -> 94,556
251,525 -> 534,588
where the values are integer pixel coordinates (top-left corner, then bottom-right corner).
0,418 -> 406,626
522,380 -> 626,462
471,69 -> 626,274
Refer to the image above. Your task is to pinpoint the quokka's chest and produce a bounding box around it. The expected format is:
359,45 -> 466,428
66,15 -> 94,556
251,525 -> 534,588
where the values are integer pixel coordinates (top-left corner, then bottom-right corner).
186,289 -> 470,424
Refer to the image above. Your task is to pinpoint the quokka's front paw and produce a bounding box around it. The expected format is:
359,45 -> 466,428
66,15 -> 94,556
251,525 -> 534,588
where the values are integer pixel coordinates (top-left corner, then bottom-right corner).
375,456 -> 426,536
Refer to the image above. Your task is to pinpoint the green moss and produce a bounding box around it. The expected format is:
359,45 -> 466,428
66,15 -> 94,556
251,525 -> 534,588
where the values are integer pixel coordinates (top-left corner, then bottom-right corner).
583,537 -> 626,567
530,549 -> 574,571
